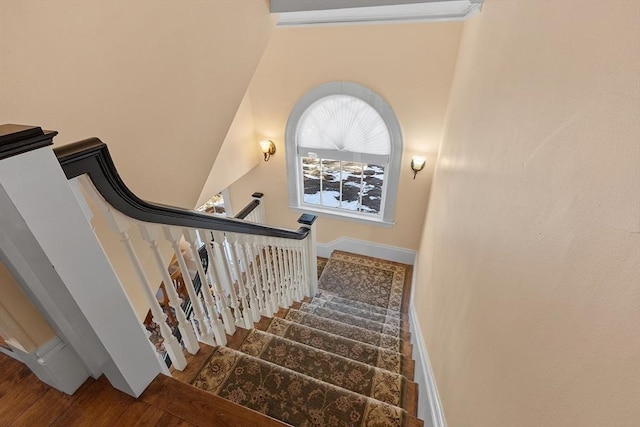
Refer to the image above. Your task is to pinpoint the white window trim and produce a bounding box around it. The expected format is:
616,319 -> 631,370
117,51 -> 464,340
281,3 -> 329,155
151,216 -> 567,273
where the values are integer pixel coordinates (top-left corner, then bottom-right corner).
285,81 -> 403,226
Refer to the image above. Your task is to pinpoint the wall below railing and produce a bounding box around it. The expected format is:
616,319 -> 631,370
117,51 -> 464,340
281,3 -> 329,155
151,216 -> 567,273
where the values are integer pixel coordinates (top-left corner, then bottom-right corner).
316,237 -> 416,265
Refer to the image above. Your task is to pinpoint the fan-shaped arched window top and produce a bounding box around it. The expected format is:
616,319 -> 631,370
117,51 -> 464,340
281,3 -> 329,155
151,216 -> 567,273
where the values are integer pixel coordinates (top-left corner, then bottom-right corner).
285,82 -> 402,225
296,95 -> 391,155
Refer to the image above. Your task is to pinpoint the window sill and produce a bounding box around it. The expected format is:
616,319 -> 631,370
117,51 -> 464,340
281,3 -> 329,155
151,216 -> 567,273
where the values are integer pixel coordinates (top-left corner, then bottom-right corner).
289,205 -> 394,228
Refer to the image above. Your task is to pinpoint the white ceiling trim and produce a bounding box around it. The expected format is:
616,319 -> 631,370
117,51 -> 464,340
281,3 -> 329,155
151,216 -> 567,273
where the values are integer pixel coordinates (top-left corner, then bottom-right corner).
272,0 -> 483,27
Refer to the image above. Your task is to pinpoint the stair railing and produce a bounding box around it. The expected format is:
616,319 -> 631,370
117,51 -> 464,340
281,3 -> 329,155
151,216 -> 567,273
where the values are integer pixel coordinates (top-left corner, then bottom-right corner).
55,138 -> 317,372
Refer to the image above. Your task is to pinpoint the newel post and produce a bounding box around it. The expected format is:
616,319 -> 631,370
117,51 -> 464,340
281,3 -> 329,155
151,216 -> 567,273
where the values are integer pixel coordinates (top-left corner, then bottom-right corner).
0,124 -> 160,397
251,192 -> 266,223
297,214 -> 318,297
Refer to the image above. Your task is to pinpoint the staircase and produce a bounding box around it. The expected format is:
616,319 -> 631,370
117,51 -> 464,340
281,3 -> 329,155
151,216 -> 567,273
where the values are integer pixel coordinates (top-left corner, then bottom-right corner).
0,128 -> 424,426
173,251 -> 422,427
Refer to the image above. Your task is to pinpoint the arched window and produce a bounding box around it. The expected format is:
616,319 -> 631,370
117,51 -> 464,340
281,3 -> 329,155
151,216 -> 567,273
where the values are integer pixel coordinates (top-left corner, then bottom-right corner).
285,82 -> 402,225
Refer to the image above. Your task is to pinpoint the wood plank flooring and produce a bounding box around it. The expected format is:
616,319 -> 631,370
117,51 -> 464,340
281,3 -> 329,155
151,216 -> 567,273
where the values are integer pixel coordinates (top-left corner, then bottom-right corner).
0,352 -> 286,427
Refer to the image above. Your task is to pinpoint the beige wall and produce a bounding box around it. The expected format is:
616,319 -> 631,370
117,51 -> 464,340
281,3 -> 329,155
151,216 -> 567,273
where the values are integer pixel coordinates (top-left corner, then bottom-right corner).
415,1 -> 640,426
0,260 -> 56,352
228,22 -> 463,249
0,1 -> 277,319
0,0 -> 274,208
196,90 -> 260,208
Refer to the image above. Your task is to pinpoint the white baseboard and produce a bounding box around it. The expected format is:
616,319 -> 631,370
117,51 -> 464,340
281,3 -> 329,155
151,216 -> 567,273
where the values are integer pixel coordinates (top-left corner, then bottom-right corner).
410,304 -> 446,427
10,336 -> 89,395
317,237 -> 416,265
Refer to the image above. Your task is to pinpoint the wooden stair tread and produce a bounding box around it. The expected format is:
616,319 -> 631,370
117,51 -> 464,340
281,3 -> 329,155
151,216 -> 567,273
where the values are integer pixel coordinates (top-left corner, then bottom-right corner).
141,374 -> 288,427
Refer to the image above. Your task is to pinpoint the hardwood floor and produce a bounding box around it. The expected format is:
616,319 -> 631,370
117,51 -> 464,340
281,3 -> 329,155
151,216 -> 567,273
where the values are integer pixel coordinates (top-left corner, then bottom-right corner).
0,352 -> 286,427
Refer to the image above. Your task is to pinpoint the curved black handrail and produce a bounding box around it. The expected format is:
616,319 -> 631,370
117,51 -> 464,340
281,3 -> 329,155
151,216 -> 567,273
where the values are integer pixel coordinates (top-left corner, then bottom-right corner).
54,138 -> 311,239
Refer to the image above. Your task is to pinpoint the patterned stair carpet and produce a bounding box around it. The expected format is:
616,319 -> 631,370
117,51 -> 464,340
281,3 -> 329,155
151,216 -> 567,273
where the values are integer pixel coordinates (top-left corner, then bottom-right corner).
265,317 -> 407,375
190,251 -> 417,426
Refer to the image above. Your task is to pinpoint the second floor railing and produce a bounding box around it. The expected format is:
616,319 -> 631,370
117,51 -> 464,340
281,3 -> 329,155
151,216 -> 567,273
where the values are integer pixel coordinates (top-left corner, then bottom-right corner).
54,138 -> 317,373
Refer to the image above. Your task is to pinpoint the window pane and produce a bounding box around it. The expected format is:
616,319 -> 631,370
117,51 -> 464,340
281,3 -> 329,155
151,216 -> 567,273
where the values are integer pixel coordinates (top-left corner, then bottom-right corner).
340,161 -> 363,211
360,164 -> 385,214
302,157 -> 385,216
302,157 -> 321,205
196,192 -> 227,216
320,159 -> 341,208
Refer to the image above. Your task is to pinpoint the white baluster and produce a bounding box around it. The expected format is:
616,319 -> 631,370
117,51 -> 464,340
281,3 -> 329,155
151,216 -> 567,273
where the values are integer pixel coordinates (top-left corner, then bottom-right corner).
286,240 -> 301,302
298,215 -> 318,297
277,242 -> 290,307
300,239 -> 311,298
288,244 -> 301,303
121,229 -> 188,369
202,230 -> 239,335
260,237 -> 279,315
253,237 -> 273,317
244,235 -> 266,316
143,327 -> 171,376
163,226 -> 215,346
269,238 -> 286,308
139,223 -> 199,355
226,234 -> 254,328
291,244 -> 302,302
183,228 -> 231,343
281,245 -> 294,304
295,243 -> 306,301
211,231 -> 251,329
282,245 -> 295,306
79,181 -> 187,371
239,235 -> 262,322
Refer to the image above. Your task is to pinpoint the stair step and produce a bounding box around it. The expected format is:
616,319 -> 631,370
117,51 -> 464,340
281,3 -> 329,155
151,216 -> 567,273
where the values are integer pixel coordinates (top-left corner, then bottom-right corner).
300,302 -> 410,340
191,346 -> 409,427
264,317 -> 415,378
142,373 -> 287,427
238,329 -> 413,409
169,251 -> 424,425
309,296 -> 408,328
317,250 -> 406,313
285,308 -> 402,353
317,291 -> 404,318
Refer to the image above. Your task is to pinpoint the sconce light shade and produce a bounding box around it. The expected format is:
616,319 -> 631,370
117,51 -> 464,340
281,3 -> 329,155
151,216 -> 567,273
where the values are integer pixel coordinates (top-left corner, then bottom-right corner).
411,155 -> 426,179
259,140 -> 276,162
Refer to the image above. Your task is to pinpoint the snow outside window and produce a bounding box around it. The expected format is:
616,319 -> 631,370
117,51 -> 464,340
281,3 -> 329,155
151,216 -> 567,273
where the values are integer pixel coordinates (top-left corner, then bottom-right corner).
285,82 -> 402,225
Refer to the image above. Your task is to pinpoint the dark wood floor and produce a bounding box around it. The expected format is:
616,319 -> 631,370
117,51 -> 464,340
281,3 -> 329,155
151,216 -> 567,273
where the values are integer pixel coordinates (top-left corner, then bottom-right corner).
0,352 -> 286,427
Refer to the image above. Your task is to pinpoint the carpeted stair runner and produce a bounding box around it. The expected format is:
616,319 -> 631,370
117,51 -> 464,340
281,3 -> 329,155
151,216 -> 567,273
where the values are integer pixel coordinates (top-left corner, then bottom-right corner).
188,251 -> 421,426
265,317 -> 407,375
316,251 -> 405,312
237,329 -> 407,407
308,296 -> 405,328
316,291 -> 405,319
192,346 -> 408,427
298,302 -> 403,337
285,308 -> 402,353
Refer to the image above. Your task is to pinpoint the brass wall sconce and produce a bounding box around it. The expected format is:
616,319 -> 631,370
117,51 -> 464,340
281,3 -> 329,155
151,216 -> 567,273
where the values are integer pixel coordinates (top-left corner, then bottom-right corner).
411,155 -> 426,179
259,140 -> 276,162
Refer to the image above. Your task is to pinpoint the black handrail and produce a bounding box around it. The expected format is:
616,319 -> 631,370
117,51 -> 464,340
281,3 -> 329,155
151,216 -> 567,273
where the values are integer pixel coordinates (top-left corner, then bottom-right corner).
234,200 -> 260,220
54,138 -> 311,239
234,192 -> 263,220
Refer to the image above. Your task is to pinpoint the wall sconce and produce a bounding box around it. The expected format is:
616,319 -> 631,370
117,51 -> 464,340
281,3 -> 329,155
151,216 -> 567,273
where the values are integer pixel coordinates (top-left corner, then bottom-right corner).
259,140 -> 276,162
411,155 -> 426,179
